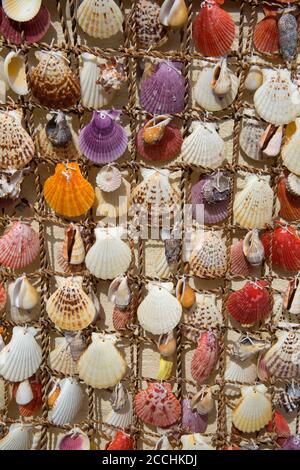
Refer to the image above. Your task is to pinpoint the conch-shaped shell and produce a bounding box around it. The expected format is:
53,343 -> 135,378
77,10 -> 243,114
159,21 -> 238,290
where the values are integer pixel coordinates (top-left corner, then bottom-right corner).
182,398 -> 208,433
0,423 -> 32,450
108,276 -> 131,309
0,110 -> 34,169
0,221 -> 40,270
159,0 -> 188,28
176,278 -> 196,309
137,282 -> 182,335
242,229 -> 265,266
106,383 -> 133,430
244,66 -> 263,92
232,384 -> 272,433
0,168 -> 29,202
29,51 -> 80,108
44,162 -> 94,218
284,278 -> 300,315
77,0 -> 123,39
62,224 -> 85,266
45,112 -> 72,147
191,387 -> 215,415
3,51 -> 28,95
157,330 -> 177,357
46,277 -> 96,331
134,0 -> 168,49
8,275 -> 39,311
49,377 -> 85,426
191,331 -> 220,384
0,326 -> 42,382
80,53 -> 116,109
259,124 -> 283,157
85,226 -> 131,280
78,333 -> 126,389
13,376 -> 42,417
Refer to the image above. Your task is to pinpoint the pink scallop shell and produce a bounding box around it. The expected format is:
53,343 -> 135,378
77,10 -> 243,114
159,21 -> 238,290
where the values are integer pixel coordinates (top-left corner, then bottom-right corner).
59,432 -> 89,451
0,221 -> 40,269
182,398 -> 208,433
136,123 -> 183,162
230,240 -> 252,276
191,175 -> 229,224
0,6 -> 50,45
140,61 -> 185,115
191,331 -> 220,384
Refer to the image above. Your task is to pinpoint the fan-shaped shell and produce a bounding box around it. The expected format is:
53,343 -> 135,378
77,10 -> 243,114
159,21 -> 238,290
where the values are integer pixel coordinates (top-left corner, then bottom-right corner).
194,61 -> 239,111
0,5 -> 50,45
0,326 -> 42,382
190,231 -> 227,277
140,61 -> 185,114
77,0 -> 123,39
78,333 -> 126,389
239,120 -> 265,161
3,51 -> 28,95
225,356 -> 258,387
0,423 -> 32,450
191,331 -> 219,384
282,119 -> 300,175
182,121 -> 225,167
186,293 -> 221,329
95,178 -> 130,219
29,51 -> 80,109
96,165 -> 122,193
278,176 -> 300,221
49,377 -> 84,426
44,162 -> 94,218
0,221 -> 39,269
49,337 -> 78,376
254,69 -> 300,125
253,16 -> 279,53
230,240 -> 252,276
226,281 -> 271,325
137,282 -> 182,335
0,110 -> 34,170
233,175 -> 273,229
106,392 -> 133,430
135,0 -> 168,48
136,118 -> 182,162
192,0 -> 235,56
57,428 -> 90,451
85,226 -> 131,280
3,0 -> 41,21
159,0 -> 188,28
182,398 -> 208,433
232,384 -> 272,433
135,382 -> 181,428
262,224 -> 300,272
46,277 -> 95,332
286,172 -> 300,196
263,331 -> 300,380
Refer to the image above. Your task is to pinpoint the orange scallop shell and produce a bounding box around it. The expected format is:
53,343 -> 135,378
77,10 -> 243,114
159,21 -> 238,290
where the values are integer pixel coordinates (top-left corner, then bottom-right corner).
278,177 -> 300,222
254,16 -> 279,54
106,432 -> 134,450
44,162 -> 94,218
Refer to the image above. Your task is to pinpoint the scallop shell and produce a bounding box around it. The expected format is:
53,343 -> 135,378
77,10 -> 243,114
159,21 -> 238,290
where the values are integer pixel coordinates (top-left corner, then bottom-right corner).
57,428 -> 90,451
233,174 -> 273,229
225,356 -> 258,393
29,51 -> 80,109
262,224 -> 300,272
191,172 -> 230,224
0,110 -> 34,169
182,398 -> 208,433
191,388 -> 215,415
232,384 -> 272,433
140,61 -> 185,115
80,54 -> 116,109
106,392 -> 133,430
135,0 -> 168,49
0,423 -> 32,450
278,176 -> 300,222
95,178 -> 130,218
0,221 -> 39,270
0,5 -> 50,45
3,51 -> 28,95
239,119 -> 265,161
44,162 -> 95,218
106,431 -> 134,450
254,69 -> 300,125
78,333 -> 126,389
108,276 -> 131,309
96,165 -> 122,192
49,377 -> 84,426
191,331 -> 219,384
62,224 -> 85,266
49,337 -> 78,376
194,61 -> 239,112
85,226 -> 131,280
230,240 -> 252,277
282,119 -> 300,175
46,276 -> 95,332
181,433 -> 214,450
243,229 -> 265,266
286,172 -> 300,196
182,121 -> 225,167
8,275 -> 39,311
263,331 -> 300,380
244,66 -> 263,92
137,282 -> 182,335
159,0 -> 188,28
3,0 -> 41,21
186,293 -> 221,329
77,0 -> 123,39
190,231 -> 227,278
0,326 -> 42,382
253,16 -> 279,54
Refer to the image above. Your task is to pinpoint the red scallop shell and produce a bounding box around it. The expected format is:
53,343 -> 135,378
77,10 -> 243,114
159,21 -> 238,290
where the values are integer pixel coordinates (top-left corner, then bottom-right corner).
253,16 -> 279,53
226,280 -> 271,325
106,432 -> 134,450
191,331 -> 219,384
0,221 -> 40,269
262,225 -> 300,272
192,0 -> 236,57
267,411 -> 291,439
136,123 -> 183,162
278,177 -> 300,222
112,306 -> 134,330
230,240 -> 252,277
135,382 -> 181,428
0,283 -> 7,312
12,376 -> 42,417
0,6 -> 50,45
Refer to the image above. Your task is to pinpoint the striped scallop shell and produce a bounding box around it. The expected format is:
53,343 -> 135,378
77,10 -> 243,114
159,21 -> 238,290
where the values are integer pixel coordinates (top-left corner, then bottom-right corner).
225,356 -> 257,397
282,119 -> 300,175
105,393 -> 133,430
263,331 -> 300,380
49,377 -> 84,427
190,231 -> 227,277
191,331 -> 220,384
230,240 -> 252,276
77,0 -> 123,39
181,121 -> 225,167
80,53 -> 116,109
0,423 -> 32,450
0,221 -> 39,270
49,337 -> 78,376
239,119 -> 265,161
2,0 -> 41,21
232,384 -> 272,433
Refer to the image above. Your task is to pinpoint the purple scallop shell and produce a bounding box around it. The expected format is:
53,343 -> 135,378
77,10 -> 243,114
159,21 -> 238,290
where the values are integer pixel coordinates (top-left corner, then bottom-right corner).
59,433 -> 88,451
140,61 -> 185,114
280,435 -> 300,451
191,174 -> 230,224
181,398 -> 208,433
0,6 -> 50,45
79,110 -> 128,164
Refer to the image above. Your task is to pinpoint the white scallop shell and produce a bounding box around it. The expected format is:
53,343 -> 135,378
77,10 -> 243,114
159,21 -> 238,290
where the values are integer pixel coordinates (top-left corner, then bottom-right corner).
96,165 -> 122,192
95,178 -> 130,219
244,66 -> 263,92
181,121 -> 225,167
49,337 -> 78,376
239,120 -> 265,161
233,174 -> 273,229
49,377 -> 84,426
0,423 -> 33,450
186,293 -> 221,327
137,282 -> 182,335
0,326 -> 42,382
232,384 -> 272,433
194,61 -> 239,111
78,333 -> 127,389
289,281 -> 300,315
80,53 -> 115,109
77,0 -> 123,39
8,276 -> 39,311
282,119 -> 300,175
15,379 -> 34,405
105,393 -> 133,430
3,51 -> 28,96
225,356 -> 257,388
159,0 -> 188,28
3,0 -> 41,22
254,69 -> 300,125
286,172 -> 300,196
190,231 -> 227,277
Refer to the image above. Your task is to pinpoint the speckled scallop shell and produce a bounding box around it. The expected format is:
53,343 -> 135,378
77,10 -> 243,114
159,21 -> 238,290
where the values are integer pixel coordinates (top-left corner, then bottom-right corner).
239,120 -> 265,161
262,331 -> 300,380
233,174 -> 273,229
78,333 -> 126,389
29,51 -> 80,109
0,221 -> 39,269
186,293 -> 221,329
191,331 -> 220,384
77,0 -> 123,39
44,162 -> 94,218
0,110 -> 35,169
135,0 -> 168,49
190,231 -> 227,278
232,384 -> 272,433
137,281 -> 182,335
159,0 -> 188,28
3,0 -> 41,21
194,61 -> 239,112
182,121 -> 225,167
282,119 -> 300,175
254,69 -> 300,125
49,337 -> 78,376
46,277 -> 96,332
